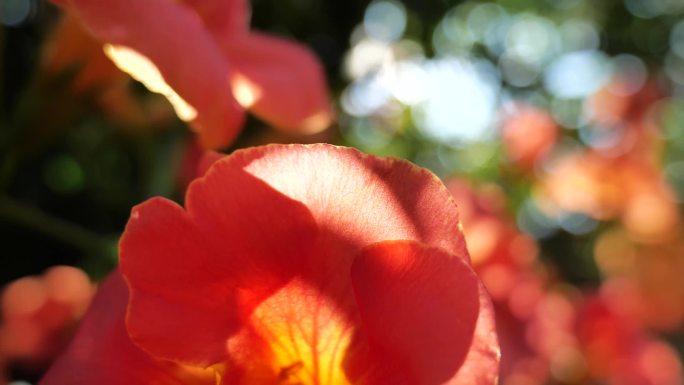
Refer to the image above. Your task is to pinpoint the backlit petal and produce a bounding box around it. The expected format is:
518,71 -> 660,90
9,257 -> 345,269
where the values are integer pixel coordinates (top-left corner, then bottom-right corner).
121,164 -> 318,367
225,278 -> 354,385
222,33 -> 333,134
64,0 -> 244,149
183,0 -> 250,38
116,144 -> 493,384
222,144 -> 468,272
41,12 -> 127,93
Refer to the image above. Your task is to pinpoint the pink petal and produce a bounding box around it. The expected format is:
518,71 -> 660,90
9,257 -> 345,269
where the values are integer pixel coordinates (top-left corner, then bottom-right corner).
183,0 -> 250,38
222,33 -> 333,134
64,0 -> 244,149
221,144 -> 469,273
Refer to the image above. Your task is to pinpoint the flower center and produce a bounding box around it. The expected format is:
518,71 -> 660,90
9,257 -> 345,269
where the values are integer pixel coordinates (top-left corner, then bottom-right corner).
242,278 -> 354,385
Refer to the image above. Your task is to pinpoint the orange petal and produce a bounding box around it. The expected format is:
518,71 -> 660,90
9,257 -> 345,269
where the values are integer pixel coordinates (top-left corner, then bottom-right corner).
119,144 -> 478,378
224,277 -> 355,385
120,198 -> 240,366
349,241 -> 498,385
221,144 -> 469,269
63,0 -> 244,149
183,0 -> 250,38
40,271 -> 216,385
121,165 -> 318,367
41,12 -> 127,94
223,33 -> 333,134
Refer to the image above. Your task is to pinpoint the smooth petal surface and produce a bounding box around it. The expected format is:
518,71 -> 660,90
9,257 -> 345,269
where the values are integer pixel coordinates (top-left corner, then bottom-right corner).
221,144 -> 468,268
349,241 -> 485,385
451,283 -> 501,385
225,277 -> 355,385
40,271 -> 215,385
64,0 -> 244,149
183,144 -> 469,313
121,165 -> 318,366
120,198 -> 238,366
183,0 -> 250,38
41,12 -> 127,93
223,33 -> 333,134
117,144 -> 495,384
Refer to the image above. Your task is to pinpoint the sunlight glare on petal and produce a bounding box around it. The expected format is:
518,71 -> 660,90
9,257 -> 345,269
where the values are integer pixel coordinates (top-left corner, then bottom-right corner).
300,110 -> 333,134
230,73 -> 262,108
103,44 -> 198,121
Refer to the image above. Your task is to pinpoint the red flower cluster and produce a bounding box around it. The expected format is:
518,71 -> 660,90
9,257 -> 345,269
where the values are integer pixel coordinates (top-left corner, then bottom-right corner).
1,266 -> 94,382
500,104 -> 558,172
41,144 -> 500,385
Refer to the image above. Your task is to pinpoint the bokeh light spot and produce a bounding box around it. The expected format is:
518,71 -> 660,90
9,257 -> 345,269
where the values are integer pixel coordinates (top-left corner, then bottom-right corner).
412,58 -> 499,143
432,7 -> 475,56
341,73 -> 392,116
343,37 -> 392,79
499,53 -> 540,87
0,0 -> 32,26
381,61 -> 428,105
609,54 -> 647,96
625,0 -> 684,18
558,211 -> 597,235
544,50 -> 612,98
665,160 -> 684,201
665,51 -> 684,85
559,19 -> 599,52
363,0 -> 407,42
550,97 -> 587,128
43,156 -> 85,195
671,20 -> 684,59
505,14 -> 560,66
517,198 -> 558,239
467,3 -> 509,51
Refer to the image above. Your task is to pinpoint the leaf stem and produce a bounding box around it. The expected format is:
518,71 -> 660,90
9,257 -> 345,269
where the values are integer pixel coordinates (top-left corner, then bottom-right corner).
0,195 -> 118,261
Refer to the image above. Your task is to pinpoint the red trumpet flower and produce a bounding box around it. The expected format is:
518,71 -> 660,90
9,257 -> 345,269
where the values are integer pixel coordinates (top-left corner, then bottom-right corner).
42,144 -> 499,385
52,0 -> 333,149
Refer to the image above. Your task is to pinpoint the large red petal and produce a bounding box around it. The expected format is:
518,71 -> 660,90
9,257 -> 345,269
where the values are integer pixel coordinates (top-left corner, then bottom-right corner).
40,271 -> 215,385
222,33 -> 333,134
120,197 -> 239,366
348,241 -> 492,385
64,0 -> 244,149
121,164 -> 318,367
184,154 -> 319,289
